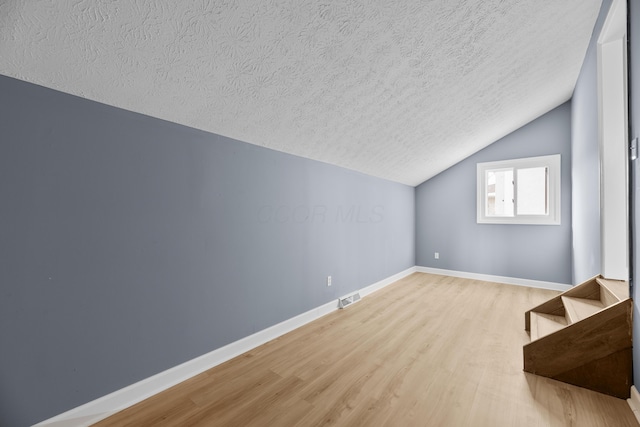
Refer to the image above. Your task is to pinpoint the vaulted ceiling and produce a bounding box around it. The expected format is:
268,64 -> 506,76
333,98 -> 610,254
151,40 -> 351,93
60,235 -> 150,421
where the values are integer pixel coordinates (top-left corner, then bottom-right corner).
0,0 -> 602,186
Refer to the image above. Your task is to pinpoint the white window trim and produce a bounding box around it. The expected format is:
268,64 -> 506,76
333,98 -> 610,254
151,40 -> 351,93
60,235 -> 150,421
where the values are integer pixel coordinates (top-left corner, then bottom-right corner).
476,154 -> 561,225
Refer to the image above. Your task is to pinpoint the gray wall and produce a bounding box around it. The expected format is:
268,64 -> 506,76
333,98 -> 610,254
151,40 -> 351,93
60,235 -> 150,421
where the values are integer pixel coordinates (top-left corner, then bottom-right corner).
415,102 -> 573,284
0,75 -> 415,426
629,0 -> 640,389
571,0 -> 612,284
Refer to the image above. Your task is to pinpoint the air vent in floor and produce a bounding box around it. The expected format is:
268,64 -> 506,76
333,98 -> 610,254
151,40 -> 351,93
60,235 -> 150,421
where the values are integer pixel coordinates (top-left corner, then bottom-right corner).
338,292 -> 361,309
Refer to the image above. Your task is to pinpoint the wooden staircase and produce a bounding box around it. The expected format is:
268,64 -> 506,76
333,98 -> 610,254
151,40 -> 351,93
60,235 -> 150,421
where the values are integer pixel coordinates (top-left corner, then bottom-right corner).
523,276 -> 632,398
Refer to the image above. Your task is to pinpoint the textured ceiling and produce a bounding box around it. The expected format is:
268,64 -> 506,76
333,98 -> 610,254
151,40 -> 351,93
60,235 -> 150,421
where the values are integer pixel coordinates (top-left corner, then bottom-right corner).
0,0 -> 602,186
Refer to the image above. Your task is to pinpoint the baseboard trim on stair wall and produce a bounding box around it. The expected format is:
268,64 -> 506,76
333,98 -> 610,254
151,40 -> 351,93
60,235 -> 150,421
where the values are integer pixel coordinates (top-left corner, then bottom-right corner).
416,266 -> 572,292
627,386 -> 640,423
33,266 -> 417,427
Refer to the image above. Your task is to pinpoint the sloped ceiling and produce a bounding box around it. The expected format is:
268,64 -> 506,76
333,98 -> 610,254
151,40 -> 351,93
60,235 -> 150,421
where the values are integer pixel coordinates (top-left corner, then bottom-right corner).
0,0 -> 602,186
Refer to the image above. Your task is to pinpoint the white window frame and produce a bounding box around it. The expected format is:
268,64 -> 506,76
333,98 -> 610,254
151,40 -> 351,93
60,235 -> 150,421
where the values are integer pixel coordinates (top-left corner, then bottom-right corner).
476,154 -> 561,225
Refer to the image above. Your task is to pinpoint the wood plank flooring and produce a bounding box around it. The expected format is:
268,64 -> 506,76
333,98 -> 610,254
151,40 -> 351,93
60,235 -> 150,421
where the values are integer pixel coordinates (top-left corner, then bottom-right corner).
94,273 -> 639,426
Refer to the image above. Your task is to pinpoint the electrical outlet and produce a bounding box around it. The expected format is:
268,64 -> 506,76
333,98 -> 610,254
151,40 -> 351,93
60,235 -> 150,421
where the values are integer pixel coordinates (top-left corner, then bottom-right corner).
434,252 -> 439,259
327,276 -> 332,286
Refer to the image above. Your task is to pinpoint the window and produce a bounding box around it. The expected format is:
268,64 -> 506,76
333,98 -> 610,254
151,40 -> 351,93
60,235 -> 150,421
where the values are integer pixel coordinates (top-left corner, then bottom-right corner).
477,154 -> 561,225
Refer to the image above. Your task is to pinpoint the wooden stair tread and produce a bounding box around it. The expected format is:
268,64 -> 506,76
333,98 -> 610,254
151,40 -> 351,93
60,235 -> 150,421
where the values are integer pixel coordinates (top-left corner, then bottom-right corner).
561,296 -> 604,323
596,277 -> 629,302
523,275 -> 633,399
530,312 -> 567,341
524,299 -> 633,399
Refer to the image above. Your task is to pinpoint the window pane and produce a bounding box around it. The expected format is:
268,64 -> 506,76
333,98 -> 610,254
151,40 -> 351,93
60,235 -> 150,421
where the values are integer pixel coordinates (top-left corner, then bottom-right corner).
517,167 -> 547,215
486,169 -> 513,216
477,154 -> 560,225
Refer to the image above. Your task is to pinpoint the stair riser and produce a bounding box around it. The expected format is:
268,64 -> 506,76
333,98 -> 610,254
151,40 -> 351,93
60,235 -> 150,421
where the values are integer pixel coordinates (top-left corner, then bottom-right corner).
524,275 -> 632,399
524,300 -> 632,380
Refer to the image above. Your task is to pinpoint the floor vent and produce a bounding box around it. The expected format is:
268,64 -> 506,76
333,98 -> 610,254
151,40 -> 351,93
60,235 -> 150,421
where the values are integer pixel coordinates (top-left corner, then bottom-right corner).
338,292 -> 361,309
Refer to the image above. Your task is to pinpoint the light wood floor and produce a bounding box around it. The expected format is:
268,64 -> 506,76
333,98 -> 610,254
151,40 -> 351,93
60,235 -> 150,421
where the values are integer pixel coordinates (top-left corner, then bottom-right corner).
94,273 -> 639,426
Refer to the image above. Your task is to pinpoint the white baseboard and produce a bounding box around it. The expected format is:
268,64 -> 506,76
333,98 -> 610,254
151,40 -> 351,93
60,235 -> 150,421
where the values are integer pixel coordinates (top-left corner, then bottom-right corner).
628,386 -> 640,424
415,266 -> 572,292
34,266 -> 416,427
